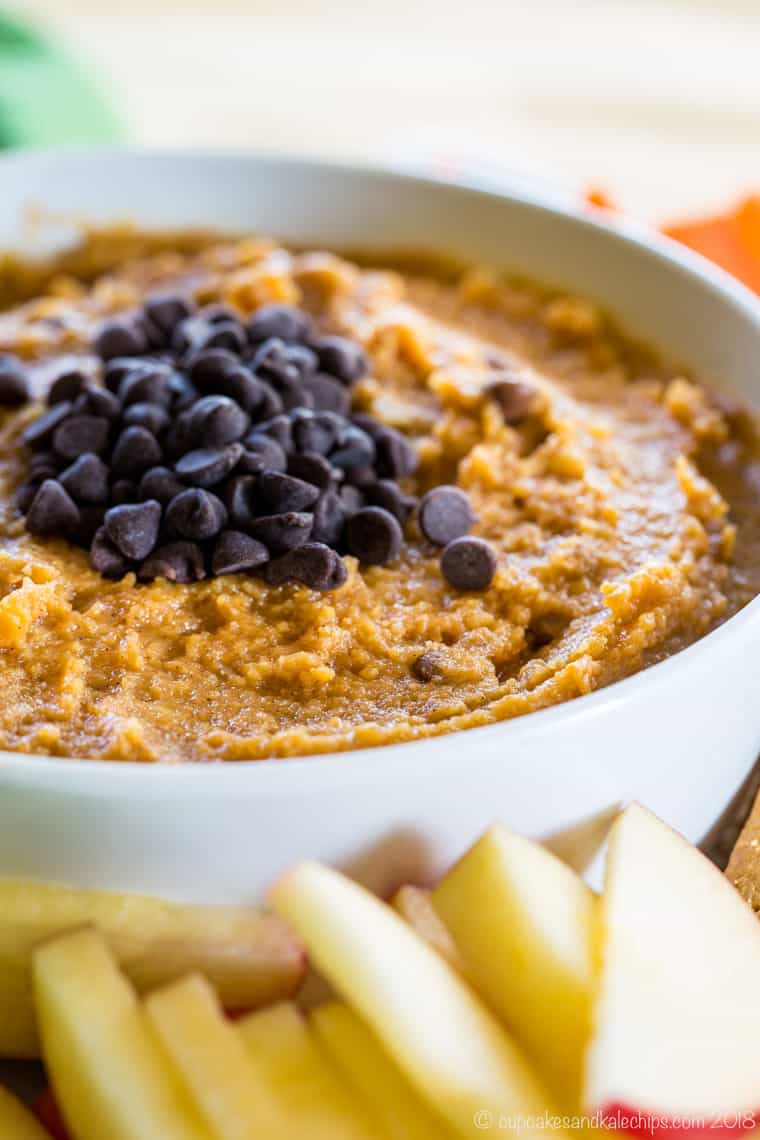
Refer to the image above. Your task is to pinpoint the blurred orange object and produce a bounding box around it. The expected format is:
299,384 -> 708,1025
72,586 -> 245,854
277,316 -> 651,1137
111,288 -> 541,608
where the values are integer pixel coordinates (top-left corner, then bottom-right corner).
664,196 -> 760,294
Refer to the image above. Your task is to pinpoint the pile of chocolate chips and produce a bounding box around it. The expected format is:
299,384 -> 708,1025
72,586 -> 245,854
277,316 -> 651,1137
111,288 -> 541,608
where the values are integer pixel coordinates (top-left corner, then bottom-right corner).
5,297 -> 497,591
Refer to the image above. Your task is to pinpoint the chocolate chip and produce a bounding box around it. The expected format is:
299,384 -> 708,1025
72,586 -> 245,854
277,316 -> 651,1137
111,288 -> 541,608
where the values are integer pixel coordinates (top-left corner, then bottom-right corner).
330,425 -> 376,470
486,376 -> 539,424
250,511 -> 313,555
411,650 -> 444,682
123,402 -> 170,435
247,303 -> 313,344
90,527 -> 130,579
29,450 -> 61,478
59,453 -> 110,504
104,499 -> 161,560
262,542 -> 345,591
257,470 -> 320,513
287,452 -> 334,490
363,479 -> 417,524
139,541 -> 206,583
312,335 -> 368,385
291,410 -> 339,455
111,426 -> 163,476
250,338 -> 299,384
310,490 -> 345,546
103,357 -> 150,393
14,481 -> 41,513
138,466 -> 186,505
174,316 -> 246,356
374,426 -> 417,479
119,367 -> 174,408
224,475 -> 259,530
256,415 -> 292,452
272,370 -> 312,412
74,387 -> 121,420
143,293 -> 196,338
343,464 -> 377,488
339,484 -> 365,514
187,395 -> 250,446
26,479 -> 81,537
418,486 -> 475,547
166,488 -> 227,541
95,318 -> 150,360
0,355 -> 30,406
238,435 -> 287,475
174,442 -> 243,487
52,415 -> 111,461
346,506 -> 402,565
213,365 -> 265,413
440,536 -> 497,591
301,372 -> 351,415
212,530 -> 269,575
22,402 -> 72,450
255,382 -> 284,419
188,348 -> 239,388
111,479 -> 138,505
75,505 -> 107,547
48,368 -> 88,405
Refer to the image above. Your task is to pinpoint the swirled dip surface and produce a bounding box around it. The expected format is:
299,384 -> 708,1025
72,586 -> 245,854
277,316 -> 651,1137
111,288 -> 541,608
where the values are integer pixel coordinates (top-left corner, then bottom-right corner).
0,234 -> 757,762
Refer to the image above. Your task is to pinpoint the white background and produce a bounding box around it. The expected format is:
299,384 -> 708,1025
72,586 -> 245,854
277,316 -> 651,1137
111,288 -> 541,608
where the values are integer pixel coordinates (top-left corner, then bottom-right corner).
20,0 -> 760,221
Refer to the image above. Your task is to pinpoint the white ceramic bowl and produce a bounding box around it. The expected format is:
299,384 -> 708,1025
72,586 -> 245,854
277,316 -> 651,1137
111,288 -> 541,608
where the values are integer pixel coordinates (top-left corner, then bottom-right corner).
0,149 -> 757,902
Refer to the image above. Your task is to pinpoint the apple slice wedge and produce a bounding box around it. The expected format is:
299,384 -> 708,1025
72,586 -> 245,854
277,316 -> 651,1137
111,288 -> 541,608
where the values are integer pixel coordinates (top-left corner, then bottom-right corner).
432,824 -> 596,1109
0,1086 -> 51,1140
270,862 -> 560,1139
236,1001 -> 381,1139
0,875 -> 304,1058
33,929 -> 212,1140
391,886 -> 468,975
144,974 -> 287,1139
585,803 -> 760,1134
311,1001 -> 456,1140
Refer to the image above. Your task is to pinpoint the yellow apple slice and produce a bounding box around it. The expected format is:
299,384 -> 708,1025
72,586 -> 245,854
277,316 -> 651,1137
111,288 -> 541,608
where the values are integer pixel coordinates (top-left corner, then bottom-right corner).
542,805 -> 620,874
312,1001 -> 455,1140
391,886 -> 467,974
432,824 -> 596,1109
144,973 -> 286,1140
33,929 -> 212,1140
586,803 -> 760,1133
270,862 -> 560,1139
0,875 -> 304,1058
0,1086 -> 50,1140
236,1001 -> 380,1139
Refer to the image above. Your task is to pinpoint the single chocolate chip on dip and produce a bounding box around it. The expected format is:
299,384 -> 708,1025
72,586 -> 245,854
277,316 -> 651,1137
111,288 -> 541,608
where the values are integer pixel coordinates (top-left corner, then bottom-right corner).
418,485 -> 476,547
440,536 -> 498,591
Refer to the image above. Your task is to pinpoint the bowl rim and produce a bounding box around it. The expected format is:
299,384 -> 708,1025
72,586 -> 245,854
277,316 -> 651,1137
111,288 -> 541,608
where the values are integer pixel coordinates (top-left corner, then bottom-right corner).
0,145 -> 758,786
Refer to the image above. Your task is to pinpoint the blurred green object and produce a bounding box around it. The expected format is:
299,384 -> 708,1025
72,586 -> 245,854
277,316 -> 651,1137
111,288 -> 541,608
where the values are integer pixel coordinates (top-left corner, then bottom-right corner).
0,10 -> 121,147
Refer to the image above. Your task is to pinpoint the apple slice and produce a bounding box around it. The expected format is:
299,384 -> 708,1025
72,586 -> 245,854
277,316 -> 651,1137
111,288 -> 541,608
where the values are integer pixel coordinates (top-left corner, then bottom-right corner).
0,875 -> 304,1058
432,824 -> 596,1109
0,1086 -> 51,1140
270,862 -> 559,1139
311,1001 -> 455,1140
144,974 -> 287,1139
586,803 -> 760,1133
542,805 -> 620,874
391,886 -> 467,974
236,1001 -> 381,1139
33,929 -> 212,1140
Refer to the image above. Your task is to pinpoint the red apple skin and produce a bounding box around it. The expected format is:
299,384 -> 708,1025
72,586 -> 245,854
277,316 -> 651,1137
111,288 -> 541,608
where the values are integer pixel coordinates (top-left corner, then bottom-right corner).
34,1089 -> 70,1140
600,1102 -> 760,1139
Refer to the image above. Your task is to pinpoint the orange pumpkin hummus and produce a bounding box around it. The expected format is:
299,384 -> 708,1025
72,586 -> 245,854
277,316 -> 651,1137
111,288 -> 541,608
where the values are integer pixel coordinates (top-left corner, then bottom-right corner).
0,233 -> 757,763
